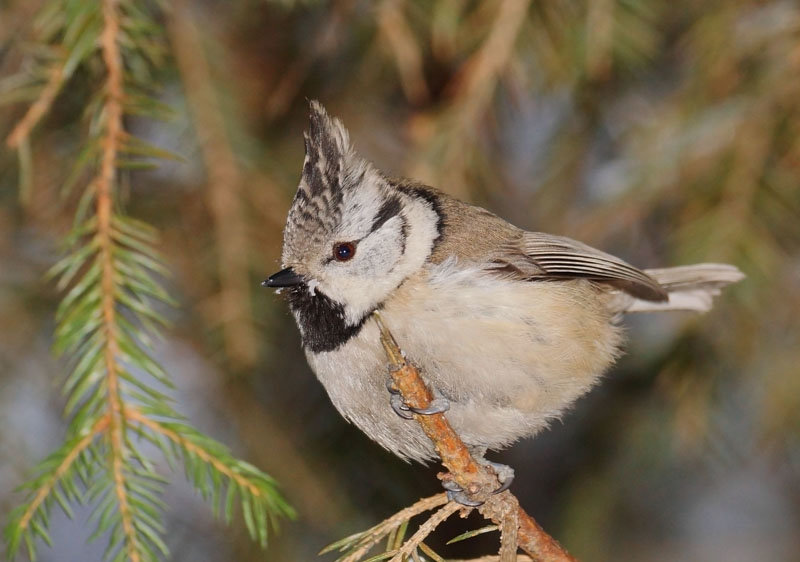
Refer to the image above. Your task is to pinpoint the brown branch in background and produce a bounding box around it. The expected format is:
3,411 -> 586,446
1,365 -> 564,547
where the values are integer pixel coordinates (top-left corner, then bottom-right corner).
410,0 -> 531,198
168,1 -> 258,368
585,0 -> 614,80
376,0 -> 430,105
264,1 -> 351,119
5,61 -> 65,149
373,312 -> 577,562
450,0 -> 532,121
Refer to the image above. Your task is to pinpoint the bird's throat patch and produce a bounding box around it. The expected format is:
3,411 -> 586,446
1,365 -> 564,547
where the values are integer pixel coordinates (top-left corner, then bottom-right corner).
286,284 -> 367,353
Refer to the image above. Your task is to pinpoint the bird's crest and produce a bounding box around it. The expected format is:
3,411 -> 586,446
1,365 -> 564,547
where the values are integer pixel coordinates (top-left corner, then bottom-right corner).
283,101 -> 371,263
299,101 -> 353,202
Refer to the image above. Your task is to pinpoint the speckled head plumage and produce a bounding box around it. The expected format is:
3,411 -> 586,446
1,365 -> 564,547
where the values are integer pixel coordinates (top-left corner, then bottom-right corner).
282,101 -> 370,270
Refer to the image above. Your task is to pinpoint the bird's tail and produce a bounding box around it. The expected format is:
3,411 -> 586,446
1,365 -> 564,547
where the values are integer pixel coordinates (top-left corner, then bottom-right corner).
623,263 -> 744,313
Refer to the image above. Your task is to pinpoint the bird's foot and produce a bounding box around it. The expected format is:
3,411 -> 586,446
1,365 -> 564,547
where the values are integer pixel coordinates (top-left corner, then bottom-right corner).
477,459 -> 515,494
445,486 -> 485,507
387,380 -> 450,419
439,461 -> 515,507
440,476 -> 484,506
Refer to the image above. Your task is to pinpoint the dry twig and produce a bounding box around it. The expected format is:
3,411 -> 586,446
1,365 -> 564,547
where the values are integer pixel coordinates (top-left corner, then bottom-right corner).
388,501 -> 461,562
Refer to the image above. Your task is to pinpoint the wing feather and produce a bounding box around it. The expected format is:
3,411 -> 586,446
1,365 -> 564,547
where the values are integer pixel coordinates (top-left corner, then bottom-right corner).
489,232 -> 668,301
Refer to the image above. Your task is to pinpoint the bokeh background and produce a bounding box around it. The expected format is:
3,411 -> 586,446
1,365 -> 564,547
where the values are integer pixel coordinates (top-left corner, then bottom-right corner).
1,1 -> 799,560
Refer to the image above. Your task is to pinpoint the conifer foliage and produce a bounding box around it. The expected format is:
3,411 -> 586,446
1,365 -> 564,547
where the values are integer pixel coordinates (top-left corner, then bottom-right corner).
2,1 -> 293,560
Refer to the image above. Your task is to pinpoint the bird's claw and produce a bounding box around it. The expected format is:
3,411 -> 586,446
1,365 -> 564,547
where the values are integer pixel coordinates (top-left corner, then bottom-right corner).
408,397 -> 450,415
440,478 -> 486,507
390,392 -> 414,420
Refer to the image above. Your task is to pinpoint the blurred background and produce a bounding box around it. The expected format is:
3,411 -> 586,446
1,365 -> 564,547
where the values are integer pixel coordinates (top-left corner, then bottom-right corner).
1,0 -> 799,560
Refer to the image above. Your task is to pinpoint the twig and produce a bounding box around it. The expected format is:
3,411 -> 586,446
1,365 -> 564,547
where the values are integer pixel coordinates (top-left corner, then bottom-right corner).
373,312 -> 577,562
388,502 -> 461,561
497,495 -> 520,562
334,494 -> 449,562
448,554 -> 534,562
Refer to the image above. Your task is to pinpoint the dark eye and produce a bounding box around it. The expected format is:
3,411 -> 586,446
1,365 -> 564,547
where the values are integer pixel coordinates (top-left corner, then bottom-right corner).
333,241 -> 356,262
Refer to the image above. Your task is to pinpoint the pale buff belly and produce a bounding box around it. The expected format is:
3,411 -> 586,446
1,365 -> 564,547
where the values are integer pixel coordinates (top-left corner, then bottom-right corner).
305,272 -> 622,463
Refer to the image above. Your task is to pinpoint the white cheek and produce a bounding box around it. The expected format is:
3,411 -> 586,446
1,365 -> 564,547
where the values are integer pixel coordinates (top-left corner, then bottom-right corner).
322,225 -> 404,322
351,226 -> 403,277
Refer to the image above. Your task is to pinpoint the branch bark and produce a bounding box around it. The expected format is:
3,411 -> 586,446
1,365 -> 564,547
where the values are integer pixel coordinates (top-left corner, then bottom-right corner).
373,312 -> 577,562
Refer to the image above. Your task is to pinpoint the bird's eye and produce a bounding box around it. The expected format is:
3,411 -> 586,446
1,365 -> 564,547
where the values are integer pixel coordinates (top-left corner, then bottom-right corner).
333,241 -> 356,262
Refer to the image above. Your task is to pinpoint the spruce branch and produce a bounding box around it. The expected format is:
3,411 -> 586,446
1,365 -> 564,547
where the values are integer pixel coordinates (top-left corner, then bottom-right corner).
125,407 -> 294,547
4,415 -> 110,558
4,1 -> 292,560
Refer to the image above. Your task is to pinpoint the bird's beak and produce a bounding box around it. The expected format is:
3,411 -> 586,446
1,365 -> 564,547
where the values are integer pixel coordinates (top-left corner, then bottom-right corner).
262,267 -> 304,288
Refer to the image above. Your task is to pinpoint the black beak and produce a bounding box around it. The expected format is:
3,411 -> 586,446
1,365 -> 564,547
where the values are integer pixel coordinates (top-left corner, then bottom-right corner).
262,267 -> 304,288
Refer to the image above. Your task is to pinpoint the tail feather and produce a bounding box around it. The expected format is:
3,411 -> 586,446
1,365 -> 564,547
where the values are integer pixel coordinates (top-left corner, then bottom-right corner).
624,263 -> 744,313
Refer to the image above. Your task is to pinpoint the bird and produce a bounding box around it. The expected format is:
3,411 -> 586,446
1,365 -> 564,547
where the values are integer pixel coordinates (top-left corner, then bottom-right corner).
264,101 -> 744,502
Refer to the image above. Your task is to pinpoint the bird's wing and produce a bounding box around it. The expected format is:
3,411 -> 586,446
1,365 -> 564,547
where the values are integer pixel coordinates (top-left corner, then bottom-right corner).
487,232 -> 668,302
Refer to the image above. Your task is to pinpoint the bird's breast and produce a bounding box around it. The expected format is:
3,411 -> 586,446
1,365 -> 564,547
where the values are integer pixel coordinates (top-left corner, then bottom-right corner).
303,264 -> 623,459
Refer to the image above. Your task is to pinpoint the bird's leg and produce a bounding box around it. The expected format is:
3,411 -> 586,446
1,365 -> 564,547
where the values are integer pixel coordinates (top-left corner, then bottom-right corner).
386,376 -> 450,418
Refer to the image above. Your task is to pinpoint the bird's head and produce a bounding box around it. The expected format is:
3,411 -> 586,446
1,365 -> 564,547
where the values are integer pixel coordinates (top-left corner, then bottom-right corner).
265,102 -> 441,347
